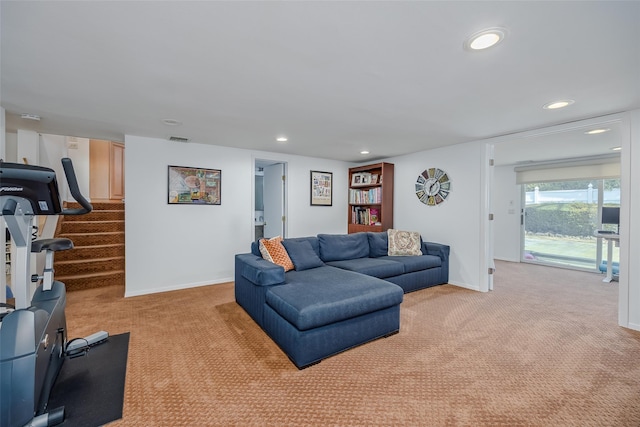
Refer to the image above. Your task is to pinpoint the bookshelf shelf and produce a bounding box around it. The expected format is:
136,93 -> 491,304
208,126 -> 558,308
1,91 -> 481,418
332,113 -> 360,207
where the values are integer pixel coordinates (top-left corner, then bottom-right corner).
347,162 -> 394,233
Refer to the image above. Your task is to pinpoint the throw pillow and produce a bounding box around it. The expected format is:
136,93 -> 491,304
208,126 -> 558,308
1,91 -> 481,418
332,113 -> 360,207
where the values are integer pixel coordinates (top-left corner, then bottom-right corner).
387,229 -> 422,256
259,236 -> 294,272
282,239 -> 325,271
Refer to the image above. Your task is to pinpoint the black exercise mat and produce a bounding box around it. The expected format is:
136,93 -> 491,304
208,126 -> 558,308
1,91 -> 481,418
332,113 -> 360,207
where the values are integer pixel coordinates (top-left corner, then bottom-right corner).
48,332 -> 130,427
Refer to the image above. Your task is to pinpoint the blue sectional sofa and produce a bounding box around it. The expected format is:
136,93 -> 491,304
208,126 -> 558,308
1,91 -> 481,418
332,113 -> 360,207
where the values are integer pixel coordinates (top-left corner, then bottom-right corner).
234,232 -> 450,368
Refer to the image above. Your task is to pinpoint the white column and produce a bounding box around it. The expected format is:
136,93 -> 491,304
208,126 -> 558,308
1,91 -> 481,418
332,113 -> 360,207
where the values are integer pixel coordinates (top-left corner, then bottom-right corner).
619,109 -> 640,330
17,129 -> 39,165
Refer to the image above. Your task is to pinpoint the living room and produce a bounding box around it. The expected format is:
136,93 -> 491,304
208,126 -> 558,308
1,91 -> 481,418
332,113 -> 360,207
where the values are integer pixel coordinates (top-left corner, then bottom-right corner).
2,2 -> 640,425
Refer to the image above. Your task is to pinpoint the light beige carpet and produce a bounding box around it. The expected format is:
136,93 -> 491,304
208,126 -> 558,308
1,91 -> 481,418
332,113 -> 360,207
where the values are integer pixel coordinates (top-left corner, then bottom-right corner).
64,261 -> 640,426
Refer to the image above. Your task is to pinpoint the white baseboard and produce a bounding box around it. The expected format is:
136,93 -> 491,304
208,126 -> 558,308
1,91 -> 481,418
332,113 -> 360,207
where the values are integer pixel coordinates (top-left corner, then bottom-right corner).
494,256 -> 520,263
124,277 -> 233,298
447,280 -> 481,292
626,322 -> 640,332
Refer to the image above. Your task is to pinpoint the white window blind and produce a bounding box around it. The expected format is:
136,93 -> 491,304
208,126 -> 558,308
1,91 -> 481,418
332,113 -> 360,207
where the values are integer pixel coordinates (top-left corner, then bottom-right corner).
514,155 -> 620,184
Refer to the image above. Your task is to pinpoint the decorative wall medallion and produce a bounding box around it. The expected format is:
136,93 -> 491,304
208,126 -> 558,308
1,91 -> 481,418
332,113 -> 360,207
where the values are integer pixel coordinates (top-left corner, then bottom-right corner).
415,168 -> 451,206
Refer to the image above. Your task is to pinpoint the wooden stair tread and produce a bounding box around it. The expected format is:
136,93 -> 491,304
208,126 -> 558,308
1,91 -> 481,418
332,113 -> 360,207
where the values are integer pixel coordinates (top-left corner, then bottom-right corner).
60,231 -> 124,236
68,243 -> 124,248
57,270 -> 125,279
56,256 -> 124,264
62,220 -> 124,224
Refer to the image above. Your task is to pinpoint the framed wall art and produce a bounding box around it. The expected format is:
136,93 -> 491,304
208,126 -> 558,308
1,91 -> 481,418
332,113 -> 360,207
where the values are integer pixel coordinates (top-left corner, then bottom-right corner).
310,170 -> 333,206
168,165 -> 221,205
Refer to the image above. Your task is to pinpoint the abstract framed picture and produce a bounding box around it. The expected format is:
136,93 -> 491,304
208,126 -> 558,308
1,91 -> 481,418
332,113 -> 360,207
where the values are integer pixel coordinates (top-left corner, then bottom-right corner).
168,165 -> 221,205
310,170 -> 333,206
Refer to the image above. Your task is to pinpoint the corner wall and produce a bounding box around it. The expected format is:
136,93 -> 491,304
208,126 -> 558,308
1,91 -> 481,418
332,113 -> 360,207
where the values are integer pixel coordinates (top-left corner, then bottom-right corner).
621,109 -> 640,330
386,140 -> 486,291
123,135 -> 349,297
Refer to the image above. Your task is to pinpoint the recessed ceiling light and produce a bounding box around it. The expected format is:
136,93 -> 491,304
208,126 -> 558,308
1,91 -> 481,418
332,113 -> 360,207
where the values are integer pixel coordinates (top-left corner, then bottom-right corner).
585,128 -> 611,135
360,150 -> 370,155
543,100 -> 575,110
611,146 -> 622,151
276,136 -> 288,143
162,119 -> 182,126
464,27 -> 507,51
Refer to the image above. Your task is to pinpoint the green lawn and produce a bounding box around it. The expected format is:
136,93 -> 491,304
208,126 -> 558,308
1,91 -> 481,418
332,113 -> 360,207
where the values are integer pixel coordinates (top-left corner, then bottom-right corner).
524,234 -> 619,270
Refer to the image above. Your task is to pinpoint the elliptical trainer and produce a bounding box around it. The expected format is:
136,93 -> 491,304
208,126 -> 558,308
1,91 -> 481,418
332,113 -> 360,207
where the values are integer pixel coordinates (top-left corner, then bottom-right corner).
1,158 -> 108,427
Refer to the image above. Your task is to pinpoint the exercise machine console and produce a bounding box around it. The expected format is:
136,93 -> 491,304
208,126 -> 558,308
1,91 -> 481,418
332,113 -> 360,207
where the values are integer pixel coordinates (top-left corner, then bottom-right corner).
1,158 -> 108,427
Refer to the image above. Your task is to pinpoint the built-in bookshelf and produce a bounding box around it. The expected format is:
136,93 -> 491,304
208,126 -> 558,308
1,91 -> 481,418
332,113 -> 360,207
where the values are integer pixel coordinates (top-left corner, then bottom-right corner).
347,162 -> 394,233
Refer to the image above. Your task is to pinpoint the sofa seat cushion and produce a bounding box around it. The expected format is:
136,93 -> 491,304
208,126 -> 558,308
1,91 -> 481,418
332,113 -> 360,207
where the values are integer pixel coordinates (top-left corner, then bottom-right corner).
266,266 -> 403,331
325,257 -> 405,279
379,254 -> 442,273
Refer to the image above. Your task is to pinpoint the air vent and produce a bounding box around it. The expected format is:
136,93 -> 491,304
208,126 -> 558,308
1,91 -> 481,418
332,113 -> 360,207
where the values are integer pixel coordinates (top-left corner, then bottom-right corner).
168,136 -> 190,143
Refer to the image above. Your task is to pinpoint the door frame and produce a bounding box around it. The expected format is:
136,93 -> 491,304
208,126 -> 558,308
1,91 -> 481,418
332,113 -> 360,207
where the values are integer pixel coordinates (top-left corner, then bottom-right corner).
253,157 -> 288,241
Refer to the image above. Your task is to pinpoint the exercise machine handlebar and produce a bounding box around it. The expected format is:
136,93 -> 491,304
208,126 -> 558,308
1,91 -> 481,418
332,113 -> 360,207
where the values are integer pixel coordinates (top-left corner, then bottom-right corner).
61,158 -> 92,215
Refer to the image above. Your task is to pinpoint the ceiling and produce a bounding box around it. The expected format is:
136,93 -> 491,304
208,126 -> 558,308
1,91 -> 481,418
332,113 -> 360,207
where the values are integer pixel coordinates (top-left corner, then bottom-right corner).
2,1 -> 639,164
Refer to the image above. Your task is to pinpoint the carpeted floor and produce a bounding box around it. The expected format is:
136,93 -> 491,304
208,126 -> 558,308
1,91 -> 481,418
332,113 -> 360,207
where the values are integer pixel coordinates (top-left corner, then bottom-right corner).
64,261 -> 640,426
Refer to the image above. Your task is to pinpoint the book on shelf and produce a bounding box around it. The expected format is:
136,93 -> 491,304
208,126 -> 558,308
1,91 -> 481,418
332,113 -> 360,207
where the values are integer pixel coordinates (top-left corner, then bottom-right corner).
351,206 -> 381,226
369,208 -> 379,225
349,187 -> 382,204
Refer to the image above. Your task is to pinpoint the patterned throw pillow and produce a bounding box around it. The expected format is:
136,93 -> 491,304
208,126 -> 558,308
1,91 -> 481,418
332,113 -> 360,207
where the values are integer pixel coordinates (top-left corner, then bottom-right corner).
387,229 -> 422,256
259,236 -> 294,272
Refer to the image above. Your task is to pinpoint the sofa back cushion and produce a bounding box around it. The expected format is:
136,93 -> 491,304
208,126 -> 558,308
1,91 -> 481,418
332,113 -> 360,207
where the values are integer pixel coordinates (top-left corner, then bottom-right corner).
251,241 -> 261,256
367,232 -> 388,258
318,233 -> 370,262
282,239 -> 325,271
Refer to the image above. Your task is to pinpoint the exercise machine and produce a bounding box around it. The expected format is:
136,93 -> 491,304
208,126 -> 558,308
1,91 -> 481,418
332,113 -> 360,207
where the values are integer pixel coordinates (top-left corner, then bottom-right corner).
1,158 -> 108,427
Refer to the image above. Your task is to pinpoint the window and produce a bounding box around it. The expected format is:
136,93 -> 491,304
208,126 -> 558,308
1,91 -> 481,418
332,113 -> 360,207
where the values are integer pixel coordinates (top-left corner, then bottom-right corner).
522,179 -> 620,272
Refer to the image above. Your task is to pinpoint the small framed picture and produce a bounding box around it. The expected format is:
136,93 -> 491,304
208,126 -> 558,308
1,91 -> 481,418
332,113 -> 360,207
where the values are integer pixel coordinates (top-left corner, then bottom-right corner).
351,173 -> 369,186
310,170 -> 333,206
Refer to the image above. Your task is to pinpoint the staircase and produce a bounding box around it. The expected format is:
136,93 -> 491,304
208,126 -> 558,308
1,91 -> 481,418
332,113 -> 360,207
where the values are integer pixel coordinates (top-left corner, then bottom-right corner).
54,201 -> 125,291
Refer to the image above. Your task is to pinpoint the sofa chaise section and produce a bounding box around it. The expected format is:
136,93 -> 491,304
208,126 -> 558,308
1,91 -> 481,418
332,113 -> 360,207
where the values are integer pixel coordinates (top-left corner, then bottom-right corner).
234,253 -> 403,368
263,266 -> 403,368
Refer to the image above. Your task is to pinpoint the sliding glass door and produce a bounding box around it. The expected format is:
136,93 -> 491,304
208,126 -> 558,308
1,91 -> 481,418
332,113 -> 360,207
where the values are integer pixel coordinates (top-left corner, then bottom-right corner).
522,179 -> 620,272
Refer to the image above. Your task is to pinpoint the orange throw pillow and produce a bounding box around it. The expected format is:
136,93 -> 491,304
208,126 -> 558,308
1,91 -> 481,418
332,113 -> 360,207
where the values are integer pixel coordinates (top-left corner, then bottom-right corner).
259,236 -> 294,272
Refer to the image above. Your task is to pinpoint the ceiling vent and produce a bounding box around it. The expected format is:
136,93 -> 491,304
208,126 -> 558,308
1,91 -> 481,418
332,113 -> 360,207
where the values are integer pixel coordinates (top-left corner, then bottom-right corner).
168,136 -> 190,143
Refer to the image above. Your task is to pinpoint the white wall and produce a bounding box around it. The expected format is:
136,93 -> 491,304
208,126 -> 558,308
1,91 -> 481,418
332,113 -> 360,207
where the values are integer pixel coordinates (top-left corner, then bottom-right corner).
4,132 -> 17,162
620,109 -> 640,330
0,108 -> 5,159
40,134 -> 69,201
66,137 -> 90,202
124,135 -> 349,297
1,109 -> 5,290
17,129 -> 39,165
386,140 -> 486,291
492,166 -> 521,262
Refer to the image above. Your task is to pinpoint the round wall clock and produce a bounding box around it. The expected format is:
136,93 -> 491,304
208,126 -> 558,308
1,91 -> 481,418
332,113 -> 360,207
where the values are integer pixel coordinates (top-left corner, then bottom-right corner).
415,168 -> 451,206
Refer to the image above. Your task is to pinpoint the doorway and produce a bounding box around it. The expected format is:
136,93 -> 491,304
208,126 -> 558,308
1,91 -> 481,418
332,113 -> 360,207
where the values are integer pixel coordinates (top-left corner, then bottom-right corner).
521,178 -> 620,273
254,159 -> 287,241
89,139 -> 125,202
